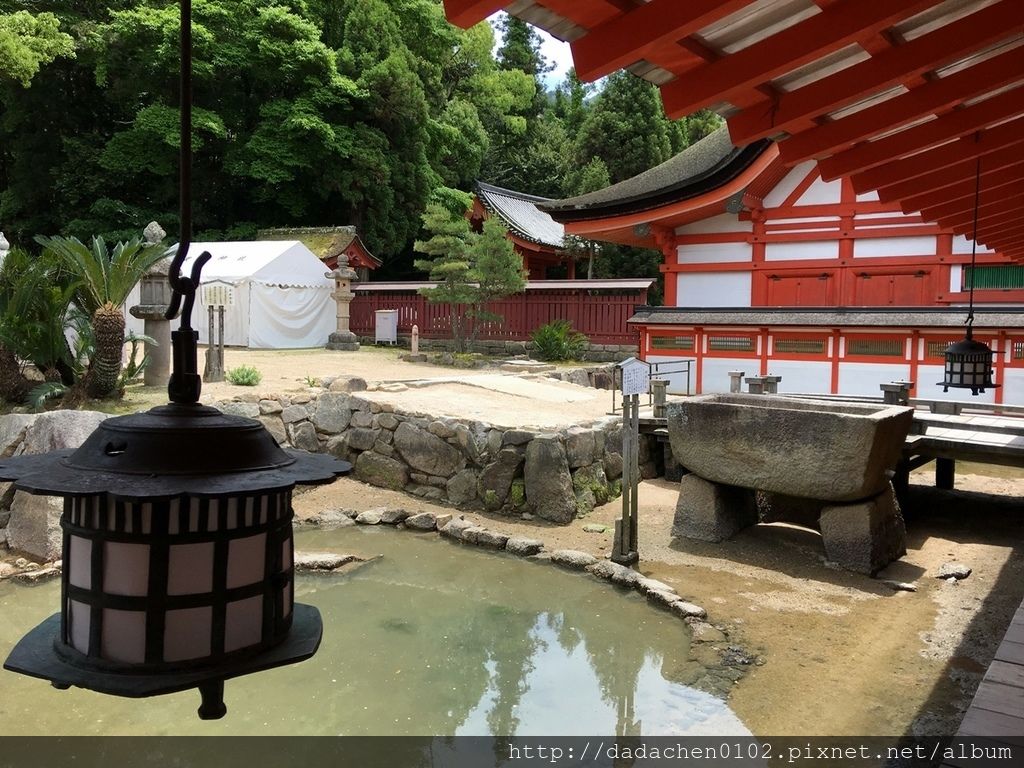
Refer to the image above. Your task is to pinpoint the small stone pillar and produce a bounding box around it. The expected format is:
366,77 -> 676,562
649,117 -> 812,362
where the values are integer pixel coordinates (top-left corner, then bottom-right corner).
651,379 -> 668,419
880,381 -> 914,406
0,231 -> 9,266
325,254 -> 360,351
745,375 -> 768,394
763,375 -> 782,394
728,370 -> 745,393
411,324 -> 420,355
129,256 -> 173,387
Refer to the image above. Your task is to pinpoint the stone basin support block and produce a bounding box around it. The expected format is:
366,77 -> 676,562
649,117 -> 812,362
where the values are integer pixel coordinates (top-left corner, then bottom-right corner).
819,484 -> 906,575
672,474 -> 758,543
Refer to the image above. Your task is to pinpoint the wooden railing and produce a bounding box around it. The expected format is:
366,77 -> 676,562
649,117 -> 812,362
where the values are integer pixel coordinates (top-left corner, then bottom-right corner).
350,285 -> 647,344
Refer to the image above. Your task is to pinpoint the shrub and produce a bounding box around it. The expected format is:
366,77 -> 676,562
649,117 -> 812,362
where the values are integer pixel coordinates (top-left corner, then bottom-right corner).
530,320 -> 588,361
226,365 -> 262,386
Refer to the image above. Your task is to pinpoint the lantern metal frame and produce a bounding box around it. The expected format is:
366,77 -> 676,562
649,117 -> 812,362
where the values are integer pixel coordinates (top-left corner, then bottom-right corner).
1,0 -> 351,720
939,137 -> 1000,397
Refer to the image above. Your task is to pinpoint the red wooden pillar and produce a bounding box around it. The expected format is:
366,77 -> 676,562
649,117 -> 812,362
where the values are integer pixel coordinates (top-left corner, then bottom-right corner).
760,327 -> 770,375
566,256 -> 576,280
695,326 -> 704,395
830,329 -> 842,394
908,330 -> 920,397
995,330 -> 1007,405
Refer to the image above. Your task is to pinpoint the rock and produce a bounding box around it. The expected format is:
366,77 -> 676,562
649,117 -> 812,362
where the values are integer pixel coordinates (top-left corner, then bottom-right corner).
637,577 -> 675,596
378,383 -> 408,393
435,513 -> 453,530
0,562 -> 15,579
18,410 -> 107,455
407,485 -> 445,501
290,393 -> 312,405
819,485 -> 906,575
603,451 -> 624,481
524,437 -> 576,523
506,537 -> 544,556
646,588 -> 682,608
0,413 -> 37,456
287,421 -> 320,452
215,401 -> 259,419
428,420 -> 456,439
477,450 -> 523,510
690,622 -> 726,643
143,221 -> 166,244
393,422 -> 465,477
0,508 -> 10,528
405,512 -> 437,531
520,511 -> 533,521
380,508 -> 411,525
439,517 -> 476,540
354,452 -> 409,491
673,474 -> 759,543
329,376 -> 368,393
501,430 -> 534,447
583,524 -> 607,533
566,369 -> 591,388
377,413 -> 400,430
936,562 -> 972,580
294,552 -> 358,571
280,404 -> 309,424
298,509 -> 356,528
593,371 -> 614,390
259,416 -> 288,445
573,463 -> 610,512
564,427 -> 597,469
12,565 -> 61,584
670,601 -> 707,619
882,580 -> 918,592
586,560 -> 639,585
464,528 -> 509,549
447,469 -> 478,506
550,549 -> 598,569
355,510 -> 383,525
350,411 -> 375,429
346,427 -> 381,452
310,393 -> 352,434
6,492 -> 63,562
451,424 -> 483,463
258,399 -> 283,415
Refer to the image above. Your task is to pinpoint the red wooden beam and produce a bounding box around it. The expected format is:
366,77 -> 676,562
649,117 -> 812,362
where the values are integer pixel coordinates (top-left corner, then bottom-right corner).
821,87 -> 1024,180
727,1 -> 1024,144
442,0 -> 508,28
571,0 -> 752,82
978,224 -> 1024,247
661,0 -> 935,119
901,166 -> 1024,214
780,47 -> 1024,164
851,118 -> 1024,193
877,147 -> 1024,202
925,188 -> 1024,224
937,208 -> 1024,237
977,216 -> 1024,239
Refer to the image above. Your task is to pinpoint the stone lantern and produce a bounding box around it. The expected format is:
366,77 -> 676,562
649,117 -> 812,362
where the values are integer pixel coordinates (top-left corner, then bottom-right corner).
325,253 -> 360,351
130,255 -> 174,387
1,248 -> 351,719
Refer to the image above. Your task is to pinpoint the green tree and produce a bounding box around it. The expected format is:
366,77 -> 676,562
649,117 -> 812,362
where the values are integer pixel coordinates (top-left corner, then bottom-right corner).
36,235 -> 165,398
0,10 -> 73,87
469,216 -> 526,340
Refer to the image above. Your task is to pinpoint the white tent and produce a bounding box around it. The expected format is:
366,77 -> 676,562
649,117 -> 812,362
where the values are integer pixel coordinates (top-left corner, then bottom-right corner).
174,241 -> 335,349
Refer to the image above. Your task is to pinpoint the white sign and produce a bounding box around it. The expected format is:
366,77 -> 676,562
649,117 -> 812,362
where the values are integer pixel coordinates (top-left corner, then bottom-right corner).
618,357 -> 650,396
201,281 -> 235,307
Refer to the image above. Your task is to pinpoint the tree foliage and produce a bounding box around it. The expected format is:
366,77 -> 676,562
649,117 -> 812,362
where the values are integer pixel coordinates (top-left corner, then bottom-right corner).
0,10 -> 74,87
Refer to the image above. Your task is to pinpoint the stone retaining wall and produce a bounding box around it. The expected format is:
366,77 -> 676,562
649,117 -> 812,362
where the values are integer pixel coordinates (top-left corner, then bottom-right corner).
216,384 -> 657,522
358,336 -> 638,363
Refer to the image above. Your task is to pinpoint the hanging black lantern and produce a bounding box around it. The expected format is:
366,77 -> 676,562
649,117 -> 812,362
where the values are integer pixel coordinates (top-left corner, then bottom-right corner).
940,139 -> 1000,397
0,0 -> 351,719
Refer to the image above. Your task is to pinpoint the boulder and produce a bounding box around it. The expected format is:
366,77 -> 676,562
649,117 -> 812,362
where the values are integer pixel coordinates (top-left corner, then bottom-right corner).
524,437 -> 576,523
0,413 -> 37,456
217,401 -> 260,419
550,549 -> 598,569
936,562 -> 972,580
346,427 -> 381,452
505,537 -> 544,556
6,492 -> 63,562
451,423 -> 484,464
329,376 -> 368,393
294,552 -> 359,571
603,451 -> 624,481
310,394 -> 352,434
377,413 -> 400,431
355,510 -> 382,525
350,410 -> 375,429
259,399 -> 283,415
670,601 -> 708,620
593,371 -> 614,390
259,416 -> 288,445
672,474 -> 759,543
586,560 -> 639,586
393,422 -> 464,478
447,469 -> 478,506
564,427 -> 597,469
280,404 -> 309,424
464,528 -> 509,549
477,449 -> 523,510
501,430 -> 534,447
566,369 -> 591,388
380,508 -> 411,525
405,512 -> 437,531
427,420 -> 456,439
439,517 -> 476,540
354,451 -> 409,491
17,410 -> 107,455
287,421 -> 320,453
573,463 -> 610,511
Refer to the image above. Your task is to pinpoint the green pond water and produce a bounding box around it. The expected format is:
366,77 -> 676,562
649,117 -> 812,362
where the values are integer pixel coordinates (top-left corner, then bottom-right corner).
0,527 -> 749,736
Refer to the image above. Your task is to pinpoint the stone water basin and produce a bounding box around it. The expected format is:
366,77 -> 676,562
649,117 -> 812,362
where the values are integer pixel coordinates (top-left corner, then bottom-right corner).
667,394 -> 914,503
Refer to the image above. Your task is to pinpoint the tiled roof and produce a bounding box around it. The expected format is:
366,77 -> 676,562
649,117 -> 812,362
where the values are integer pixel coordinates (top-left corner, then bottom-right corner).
476,182 -> 565,249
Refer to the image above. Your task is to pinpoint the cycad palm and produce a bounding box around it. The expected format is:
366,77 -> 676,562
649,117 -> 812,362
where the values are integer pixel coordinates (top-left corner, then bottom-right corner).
35,235 -> 166,399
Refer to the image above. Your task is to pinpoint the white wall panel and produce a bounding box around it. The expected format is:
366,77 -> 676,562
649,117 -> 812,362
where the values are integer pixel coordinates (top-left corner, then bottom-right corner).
763,161 -> 816,208
765,240 -> 838,261
854,236 -> 937,258
1002,370 -> 1024,406
647,354 -> 698,395
952,235 -> 994,254
765,360 -> 832,394
676,243 -> 752,264
796,176 -> 842,206
701,357 -> 755,394
677,272 -> 752,307
676,213 -> 752,235
949,265 -> 962,293
838,363 -> 911,396
919,363 -> 997,404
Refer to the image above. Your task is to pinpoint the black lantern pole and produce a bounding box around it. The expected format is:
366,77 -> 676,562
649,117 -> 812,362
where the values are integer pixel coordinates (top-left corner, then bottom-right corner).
940,135 -> 1000,396
1,0 -> 351,720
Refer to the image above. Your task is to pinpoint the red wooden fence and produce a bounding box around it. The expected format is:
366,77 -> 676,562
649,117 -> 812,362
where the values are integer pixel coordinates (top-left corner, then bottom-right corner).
351,285 -> 647,344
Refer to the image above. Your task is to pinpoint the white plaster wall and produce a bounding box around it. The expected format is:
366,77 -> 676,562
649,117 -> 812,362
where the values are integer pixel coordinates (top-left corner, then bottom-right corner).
763,161 -> 816,208
676,243 -> 752,264
1002,370 -> 1024,406
856,190 -> 880,202
646,354 -> 698,395
765,240 -> 838,261
765,360 -> 832,394
795,176 -> 842,206
677,272 -> 752,307
675,213 -> 752,235
952,235 -> 994,255
918,363 -> 998,404
853,236 -> 937,258
701,357 -> 755,394
949,265 -> 962,293
837,363 -> 911,397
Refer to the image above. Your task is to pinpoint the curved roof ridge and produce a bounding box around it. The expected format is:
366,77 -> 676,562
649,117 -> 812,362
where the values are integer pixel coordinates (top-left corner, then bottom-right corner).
475,181 -> 565,249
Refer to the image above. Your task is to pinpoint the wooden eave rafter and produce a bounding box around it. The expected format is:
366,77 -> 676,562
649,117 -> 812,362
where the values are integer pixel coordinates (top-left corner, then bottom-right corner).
442,0 -> 1024,260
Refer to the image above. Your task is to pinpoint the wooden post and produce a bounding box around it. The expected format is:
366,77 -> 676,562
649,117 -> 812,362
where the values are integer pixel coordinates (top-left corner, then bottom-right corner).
203,304 -> 224,383
936,457 -> 955,490
217,305 -> 225,377
612,393 -> 640,565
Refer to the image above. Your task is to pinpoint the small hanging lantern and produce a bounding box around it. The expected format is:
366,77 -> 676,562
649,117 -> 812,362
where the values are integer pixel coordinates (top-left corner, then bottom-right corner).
940,140 -> 1000,397
0,0 -> 351,719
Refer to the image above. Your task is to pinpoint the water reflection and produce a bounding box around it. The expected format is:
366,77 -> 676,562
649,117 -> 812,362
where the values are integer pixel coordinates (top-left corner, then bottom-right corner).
0,527 -> 749,736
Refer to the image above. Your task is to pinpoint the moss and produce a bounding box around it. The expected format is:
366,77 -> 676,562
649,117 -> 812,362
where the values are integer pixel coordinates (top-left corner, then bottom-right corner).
609,479 -> 622,500
510,478 -> 526,510
482,488 -> 500,511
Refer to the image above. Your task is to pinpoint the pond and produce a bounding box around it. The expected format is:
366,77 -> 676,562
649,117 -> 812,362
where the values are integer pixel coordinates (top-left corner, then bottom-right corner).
0,527 -> 750,736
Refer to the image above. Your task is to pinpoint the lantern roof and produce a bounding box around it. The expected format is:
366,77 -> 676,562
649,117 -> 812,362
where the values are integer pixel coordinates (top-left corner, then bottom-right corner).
444,0 -> 1024,261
